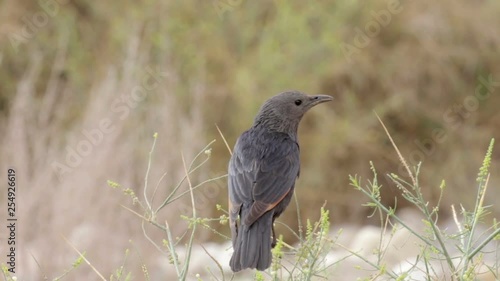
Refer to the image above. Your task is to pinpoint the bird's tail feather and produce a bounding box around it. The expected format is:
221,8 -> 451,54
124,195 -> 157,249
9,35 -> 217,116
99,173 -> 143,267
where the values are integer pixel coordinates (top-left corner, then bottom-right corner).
230,211 -> 273,272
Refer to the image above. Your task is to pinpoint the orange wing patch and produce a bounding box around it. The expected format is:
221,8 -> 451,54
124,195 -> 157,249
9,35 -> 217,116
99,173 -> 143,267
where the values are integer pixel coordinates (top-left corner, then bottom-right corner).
265,188 -> 292,212
243,187 -> 292,226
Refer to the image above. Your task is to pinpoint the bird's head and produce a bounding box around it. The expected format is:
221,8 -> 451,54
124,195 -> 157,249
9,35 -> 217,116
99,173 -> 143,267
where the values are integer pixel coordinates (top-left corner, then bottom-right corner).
254,91 -> 333,133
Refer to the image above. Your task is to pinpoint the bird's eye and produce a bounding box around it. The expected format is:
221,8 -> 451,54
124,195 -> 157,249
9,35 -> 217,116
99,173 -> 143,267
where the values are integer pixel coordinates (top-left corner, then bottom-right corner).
294,100 -> 302,106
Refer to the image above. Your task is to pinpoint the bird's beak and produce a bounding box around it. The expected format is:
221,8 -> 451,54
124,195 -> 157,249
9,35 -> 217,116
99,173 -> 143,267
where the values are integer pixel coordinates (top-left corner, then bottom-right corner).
309,95 -> 333,107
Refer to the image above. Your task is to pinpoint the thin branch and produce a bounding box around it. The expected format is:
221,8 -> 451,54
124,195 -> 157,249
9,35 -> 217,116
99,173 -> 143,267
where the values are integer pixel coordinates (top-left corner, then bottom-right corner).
143,133 -> 158,212
180,152 -> 198,280
151,171 -> 169,208
61,235 -> 107,281
216,124 -> 232,155
375,112 -> 417,186
165,220 -> 181,276
201,244 -> 225,281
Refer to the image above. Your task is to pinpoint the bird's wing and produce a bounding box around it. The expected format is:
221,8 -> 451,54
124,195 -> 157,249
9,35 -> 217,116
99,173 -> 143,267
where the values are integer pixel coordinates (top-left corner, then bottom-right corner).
246,137 -> 300,225
228,133 -> 257,208
228,131 -> 300,228
228,132 -> 259,245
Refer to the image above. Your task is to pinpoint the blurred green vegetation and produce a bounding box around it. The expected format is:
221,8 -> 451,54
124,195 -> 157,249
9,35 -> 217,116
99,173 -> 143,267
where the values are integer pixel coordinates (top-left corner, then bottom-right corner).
1,0 -> 500,243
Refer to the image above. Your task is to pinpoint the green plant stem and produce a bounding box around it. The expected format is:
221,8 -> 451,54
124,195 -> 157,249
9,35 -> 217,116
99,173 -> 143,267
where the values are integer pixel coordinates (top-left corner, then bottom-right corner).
165,220 -> 181,276
356,181 -> 458,275
180,153 -> 197,281
468,227 -> 500,260
390,172 -> 457,276
167,174 -> 227,203
419,201 -> 457,276
412,185 -> 456,275
155,140 -> 215,213
357,185 -> 434,249
337,243 -> 398,279
462,175 -> 490,277
294,192 -> 303,241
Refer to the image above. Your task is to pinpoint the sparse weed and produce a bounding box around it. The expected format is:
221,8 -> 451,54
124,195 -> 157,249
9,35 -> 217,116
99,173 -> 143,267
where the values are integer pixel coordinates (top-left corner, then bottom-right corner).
349,121 -> 498,280
25,123 -> 497,281
101,129 -> 498,281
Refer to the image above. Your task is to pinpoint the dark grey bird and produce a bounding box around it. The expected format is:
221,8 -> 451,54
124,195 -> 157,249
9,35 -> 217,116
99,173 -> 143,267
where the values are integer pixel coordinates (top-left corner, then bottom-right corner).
228,91 -> 333,272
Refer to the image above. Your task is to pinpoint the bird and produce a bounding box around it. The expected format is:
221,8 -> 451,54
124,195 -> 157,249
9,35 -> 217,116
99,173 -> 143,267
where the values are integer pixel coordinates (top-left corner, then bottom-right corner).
228,91 -> 333,272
